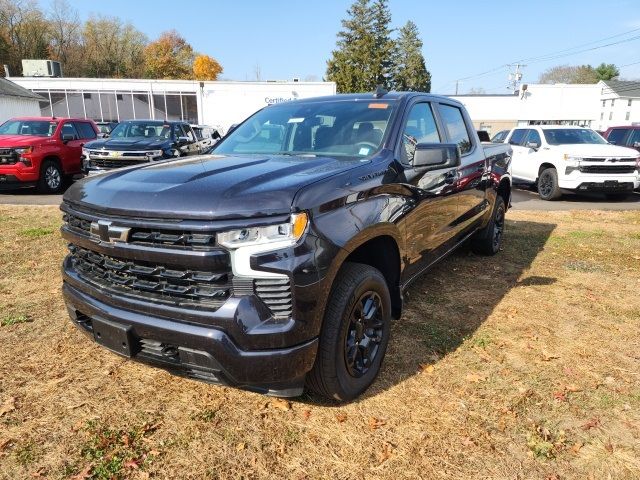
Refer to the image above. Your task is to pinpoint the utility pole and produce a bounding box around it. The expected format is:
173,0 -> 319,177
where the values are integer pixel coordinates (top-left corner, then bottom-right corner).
455,80 -> 462,95
507,63 -> 526,92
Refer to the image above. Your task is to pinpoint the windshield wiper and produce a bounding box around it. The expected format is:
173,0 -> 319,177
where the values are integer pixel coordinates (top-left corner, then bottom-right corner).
271,151 -> 317,157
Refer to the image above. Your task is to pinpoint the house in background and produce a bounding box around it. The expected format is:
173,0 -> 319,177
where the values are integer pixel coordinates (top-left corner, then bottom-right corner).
0,78 -> 43,122
597,80 -> 640,131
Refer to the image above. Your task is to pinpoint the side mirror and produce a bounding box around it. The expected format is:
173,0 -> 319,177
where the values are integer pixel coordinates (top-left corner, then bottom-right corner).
226,124 -> 239,136
97,132 -> 109,139
61,134 -> 75,143
176,136 -> 190,146
633,141 -> 640,148
525,141 -> 540,150
413,143 -> 460,170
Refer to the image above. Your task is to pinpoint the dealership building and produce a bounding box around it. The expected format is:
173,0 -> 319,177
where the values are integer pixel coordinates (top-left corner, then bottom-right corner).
7,76 -> 640,136
8,77 -> 337,131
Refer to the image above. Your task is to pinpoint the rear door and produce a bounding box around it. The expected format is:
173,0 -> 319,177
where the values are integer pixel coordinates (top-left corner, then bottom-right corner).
397,99 -> 460,282
59,122 -> 84,173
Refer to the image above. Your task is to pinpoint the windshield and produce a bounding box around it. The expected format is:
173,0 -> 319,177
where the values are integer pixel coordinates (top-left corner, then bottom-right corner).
109,121 -> 172,139
543,128 -> 607,145
0,119 -> 57,137
214,100 -> 396,158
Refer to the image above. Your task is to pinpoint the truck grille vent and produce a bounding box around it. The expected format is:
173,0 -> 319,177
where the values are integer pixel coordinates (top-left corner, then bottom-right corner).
88,158 -> 150,169
62,213 -> 217,250
0,149 -> 18,165
254,278 -> 293,319
69,245 -> 231,308
579,165 -> 636,174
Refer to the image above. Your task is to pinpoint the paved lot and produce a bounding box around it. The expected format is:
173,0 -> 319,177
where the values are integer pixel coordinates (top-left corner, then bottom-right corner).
0,185 -> 639,210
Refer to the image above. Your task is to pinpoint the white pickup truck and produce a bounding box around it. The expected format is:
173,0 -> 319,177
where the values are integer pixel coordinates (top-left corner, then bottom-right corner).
505,125 -> 640,200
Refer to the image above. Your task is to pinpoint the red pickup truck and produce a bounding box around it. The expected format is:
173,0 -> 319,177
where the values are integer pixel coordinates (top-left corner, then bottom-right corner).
0,117 -> 99,193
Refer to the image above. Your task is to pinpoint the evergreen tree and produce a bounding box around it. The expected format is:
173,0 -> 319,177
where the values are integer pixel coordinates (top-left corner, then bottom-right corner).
394,21 -> 431,92
327,0 -> 383,93
370,0 -> 396,88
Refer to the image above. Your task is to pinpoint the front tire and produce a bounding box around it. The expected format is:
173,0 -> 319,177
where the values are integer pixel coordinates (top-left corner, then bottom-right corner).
537,168 -> 562,200
37,160 -> 64,194
306,263 -> 391,402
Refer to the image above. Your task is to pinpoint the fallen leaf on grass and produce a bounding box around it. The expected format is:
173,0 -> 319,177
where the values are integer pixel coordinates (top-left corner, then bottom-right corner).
461,437 -> 476,448
419,364 -> 434,374
571,442 -> 583,455
30,467 -> 46,478
335,412 -> 347,423
465,373 -> 488,383
70,465 -> 92,480
581,417 -> 601,430
123,459 -> 140,469
541,350 -> 560,361
0,397 -> 16,417
553,391 -> 567,402
269,398 -> 291,411
376,441 -> 394,465
565,384 -> 582,393
302,409 -> 311,420
604,439 -> 614,453
236,442 -> 246,451
368,417 -> 386,430
0,439 -> 11,452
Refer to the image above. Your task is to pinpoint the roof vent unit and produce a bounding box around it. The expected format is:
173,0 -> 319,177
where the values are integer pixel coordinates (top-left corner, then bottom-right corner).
21,59 -> 63,78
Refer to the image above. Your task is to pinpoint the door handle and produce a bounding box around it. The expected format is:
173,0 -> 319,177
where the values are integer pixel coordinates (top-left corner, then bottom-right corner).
443,171 -> 457,185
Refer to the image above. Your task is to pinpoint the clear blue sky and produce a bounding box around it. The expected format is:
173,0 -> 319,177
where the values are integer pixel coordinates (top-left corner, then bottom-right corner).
47,0 -> 640,93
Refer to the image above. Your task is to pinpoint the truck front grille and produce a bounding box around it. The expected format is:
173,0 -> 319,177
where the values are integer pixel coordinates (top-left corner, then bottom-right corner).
254,278 -> 293,319
62,213 -> 217,251
88,158 -> 150,169
69,245 -> 231,308
0,149 -> 18,165
579,165 -> 636,174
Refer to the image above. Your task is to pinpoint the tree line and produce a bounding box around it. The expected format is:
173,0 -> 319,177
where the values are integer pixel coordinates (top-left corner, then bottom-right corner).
0,0 -> 223,80
537,63 -> 619,84
327,0 -> 431,93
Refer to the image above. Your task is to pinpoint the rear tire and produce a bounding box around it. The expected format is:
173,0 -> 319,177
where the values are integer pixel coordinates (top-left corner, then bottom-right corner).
37,160 -> 64,194
471,196 -> 506,255
537,168 -> 562,201
306,263 -> 391,402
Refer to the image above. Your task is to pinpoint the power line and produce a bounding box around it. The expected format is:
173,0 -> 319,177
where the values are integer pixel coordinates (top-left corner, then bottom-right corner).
435,26 -> 640,91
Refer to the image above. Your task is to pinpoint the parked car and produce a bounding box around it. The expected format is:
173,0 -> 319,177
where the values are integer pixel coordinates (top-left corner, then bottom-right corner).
491,129 -> 510,143
602,125 -> 640,152
81,120 -> 201,175
191,124 -> 223,151
61,91 -> 512,401
505,125 -> 640,200
95,121 -> 118,136
0,117 -> 99,193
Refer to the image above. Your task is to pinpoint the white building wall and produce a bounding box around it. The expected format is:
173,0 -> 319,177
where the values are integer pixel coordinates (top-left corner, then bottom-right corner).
9,77 -> 336,131
0,95 -> 41,123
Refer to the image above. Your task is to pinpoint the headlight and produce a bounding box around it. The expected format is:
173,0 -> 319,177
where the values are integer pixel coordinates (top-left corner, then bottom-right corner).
14,147 -> 32,155
147,150 -> 164,159
563,154 -> 582,167
217,213 -> 308,249
82,148 -> 90,158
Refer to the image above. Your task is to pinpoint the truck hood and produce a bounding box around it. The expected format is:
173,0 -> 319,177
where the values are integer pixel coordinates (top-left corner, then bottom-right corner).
84,136 -> 170,151
549,143 -> 638,158
64,153 -> 367,220
0,135 -> 48,147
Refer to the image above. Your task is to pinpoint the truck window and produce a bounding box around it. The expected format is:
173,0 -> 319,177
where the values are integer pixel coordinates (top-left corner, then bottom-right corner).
525,129 -> 541,146
606,128 -> 629,145
509,129 -> 527,146
400,102 -> 440,164
61,123 -> 79,140
628,129 -> 640,146
438,104 -> 472,155
74,122 -> 97,140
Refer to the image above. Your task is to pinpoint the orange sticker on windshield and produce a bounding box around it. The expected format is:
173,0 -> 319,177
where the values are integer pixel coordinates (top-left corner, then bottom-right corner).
368,103 -> 389,109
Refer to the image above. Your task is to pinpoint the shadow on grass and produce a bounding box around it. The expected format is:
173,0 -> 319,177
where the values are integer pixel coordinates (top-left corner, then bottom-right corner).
303,218 -> 557,405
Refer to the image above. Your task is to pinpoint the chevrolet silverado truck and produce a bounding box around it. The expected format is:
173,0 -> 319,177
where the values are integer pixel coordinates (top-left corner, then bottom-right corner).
505,125 -> 640,200
81,120 -> 201,175
0,117 -> 99,193
61,91 -> 512,401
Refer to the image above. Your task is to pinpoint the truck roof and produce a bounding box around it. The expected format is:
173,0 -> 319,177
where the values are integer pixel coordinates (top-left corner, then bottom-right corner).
8,116 -> 92,122
285,91 -> 462,106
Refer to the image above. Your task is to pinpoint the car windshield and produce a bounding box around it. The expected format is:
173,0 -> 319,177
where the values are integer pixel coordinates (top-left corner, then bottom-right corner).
0,119 -> 57,137
543,128 -> 607,145
109,121 -> 171,139
213,99 -> 396,158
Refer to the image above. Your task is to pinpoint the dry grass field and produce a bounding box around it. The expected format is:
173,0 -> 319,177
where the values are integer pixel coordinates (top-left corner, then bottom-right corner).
0,206 -> 639,480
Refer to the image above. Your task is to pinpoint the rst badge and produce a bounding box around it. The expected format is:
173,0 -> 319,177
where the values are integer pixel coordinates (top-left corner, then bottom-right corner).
90,220 -> 130,243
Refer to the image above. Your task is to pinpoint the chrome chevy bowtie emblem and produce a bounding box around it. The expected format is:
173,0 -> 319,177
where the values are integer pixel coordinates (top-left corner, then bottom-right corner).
90,220 -> 130,243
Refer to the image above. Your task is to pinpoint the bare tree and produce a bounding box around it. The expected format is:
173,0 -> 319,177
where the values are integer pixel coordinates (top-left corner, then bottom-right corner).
47,0 -> 83,76
0,0 -> 50,75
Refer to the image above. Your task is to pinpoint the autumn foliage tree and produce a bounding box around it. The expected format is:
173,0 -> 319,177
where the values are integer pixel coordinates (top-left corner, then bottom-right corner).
193,54 -> 223,81
143,30 -> 194,80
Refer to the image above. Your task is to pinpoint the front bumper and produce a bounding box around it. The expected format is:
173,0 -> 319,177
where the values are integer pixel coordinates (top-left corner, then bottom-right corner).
559,173 -> 640,192
0,173 -> 37,190
63,280 -> 318,396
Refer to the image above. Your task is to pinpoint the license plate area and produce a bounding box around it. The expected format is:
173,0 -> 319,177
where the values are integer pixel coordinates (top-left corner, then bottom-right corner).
92,317 -> 136,357
604,180 -> 619,187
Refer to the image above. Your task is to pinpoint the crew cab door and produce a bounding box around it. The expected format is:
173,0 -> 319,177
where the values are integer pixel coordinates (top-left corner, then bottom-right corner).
397,100 -> 461,282
175,124 -> 199,155
58,122 -> 84,174
509,128 -> 541,182
436,102 -> 488,232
